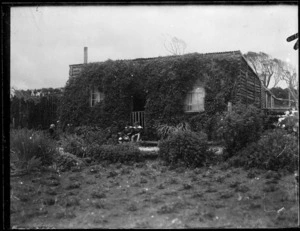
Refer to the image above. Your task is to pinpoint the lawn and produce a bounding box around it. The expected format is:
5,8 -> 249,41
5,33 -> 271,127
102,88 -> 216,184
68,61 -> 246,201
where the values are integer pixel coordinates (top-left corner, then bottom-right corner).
10,157 -> 299,228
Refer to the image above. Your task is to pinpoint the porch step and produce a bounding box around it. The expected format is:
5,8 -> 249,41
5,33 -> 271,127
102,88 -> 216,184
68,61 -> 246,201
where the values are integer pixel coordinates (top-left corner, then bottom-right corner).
139,146 -> 159,152
138,146 -> 159,160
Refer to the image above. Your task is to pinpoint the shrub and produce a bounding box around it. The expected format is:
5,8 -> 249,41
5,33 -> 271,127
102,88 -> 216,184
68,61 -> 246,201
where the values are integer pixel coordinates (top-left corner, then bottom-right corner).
229,129 -> 298,172
217,102 -> 263,158
56,151 -> 85,172
60,126 -> 114,157
189,112 -> 223,141
60,134 -> 87,158
277,111 -> 299,135
156,122 -> 191,139
10,128 -> 57,167
86,143 -> 142,163
158,130 -> 211,167
74,125 -> 114,145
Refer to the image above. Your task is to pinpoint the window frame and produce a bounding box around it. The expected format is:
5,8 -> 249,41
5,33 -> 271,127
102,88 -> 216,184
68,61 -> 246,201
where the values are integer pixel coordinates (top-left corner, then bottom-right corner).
90,87 -> 104,107
184,86 -> 205,113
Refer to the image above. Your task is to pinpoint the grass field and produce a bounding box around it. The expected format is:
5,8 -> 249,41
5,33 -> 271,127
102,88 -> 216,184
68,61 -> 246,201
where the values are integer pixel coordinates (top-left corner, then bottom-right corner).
10,159 -> 299,228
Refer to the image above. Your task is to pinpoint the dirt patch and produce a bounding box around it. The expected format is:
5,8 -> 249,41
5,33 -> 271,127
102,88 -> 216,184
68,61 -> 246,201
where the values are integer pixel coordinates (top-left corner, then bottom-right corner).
10,160 -> 299,228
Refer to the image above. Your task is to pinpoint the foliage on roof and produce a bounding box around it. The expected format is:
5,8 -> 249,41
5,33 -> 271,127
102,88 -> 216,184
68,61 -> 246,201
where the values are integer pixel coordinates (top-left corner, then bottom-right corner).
59,51 -> 246,138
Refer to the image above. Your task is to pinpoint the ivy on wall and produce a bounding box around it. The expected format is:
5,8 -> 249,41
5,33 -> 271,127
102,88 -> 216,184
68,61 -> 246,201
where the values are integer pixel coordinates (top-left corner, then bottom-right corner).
59,52 -> 245,138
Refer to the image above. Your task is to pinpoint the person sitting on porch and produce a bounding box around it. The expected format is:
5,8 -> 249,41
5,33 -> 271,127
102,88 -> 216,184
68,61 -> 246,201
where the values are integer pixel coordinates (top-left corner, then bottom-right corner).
131,122 -> 143,142
124,124 -> 134,137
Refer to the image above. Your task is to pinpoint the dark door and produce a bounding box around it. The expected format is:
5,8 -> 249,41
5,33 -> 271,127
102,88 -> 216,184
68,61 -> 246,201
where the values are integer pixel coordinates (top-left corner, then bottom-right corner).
132,94 -> 146,112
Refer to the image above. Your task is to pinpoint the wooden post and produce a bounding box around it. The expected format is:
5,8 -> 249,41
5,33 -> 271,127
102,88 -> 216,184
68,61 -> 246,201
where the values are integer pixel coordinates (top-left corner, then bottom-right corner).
246,69 -> 248,106
254,76 -> 256,105
143,111 -> 146,132
271,96 -> 274,108
228,102 -> 232,112
19,99 -> 21,128
288,91 -> 291,108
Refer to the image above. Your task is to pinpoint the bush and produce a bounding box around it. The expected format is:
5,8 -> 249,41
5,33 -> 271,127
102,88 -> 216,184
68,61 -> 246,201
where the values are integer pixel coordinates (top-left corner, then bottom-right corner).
229,129 -> 298,172
158,130 -> 211,167
74,125 -> 112,145
60,134 -> 87,158
56,151 -> 85,172
10,128 -> 57,167
60,126 -> 116,157
86,143 -> 142,163
156,122 -> 191,139
217,102 -> 263,158
277,111 -> 299,135
189,112 -> 223,141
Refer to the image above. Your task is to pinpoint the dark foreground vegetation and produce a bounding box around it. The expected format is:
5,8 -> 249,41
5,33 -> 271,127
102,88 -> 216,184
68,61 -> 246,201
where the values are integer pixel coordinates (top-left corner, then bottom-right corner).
10,103 -> 299,228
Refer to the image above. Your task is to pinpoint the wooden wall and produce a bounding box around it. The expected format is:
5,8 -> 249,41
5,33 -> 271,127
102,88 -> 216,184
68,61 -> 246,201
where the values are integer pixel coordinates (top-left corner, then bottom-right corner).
236,57 -> 262,108
69,64 -> 83,78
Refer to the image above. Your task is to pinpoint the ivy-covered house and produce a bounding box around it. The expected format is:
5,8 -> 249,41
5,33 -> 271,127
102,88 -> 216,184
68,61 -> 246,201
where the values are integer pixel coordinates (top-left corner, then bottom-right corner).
61,49 -> 264,138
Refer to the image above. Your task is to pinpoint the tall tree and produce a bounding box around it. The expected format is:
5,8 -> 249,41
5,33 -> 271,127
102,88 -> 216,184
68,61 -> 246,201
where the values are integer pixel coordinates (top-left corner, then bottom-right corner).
244,52 -> 281,88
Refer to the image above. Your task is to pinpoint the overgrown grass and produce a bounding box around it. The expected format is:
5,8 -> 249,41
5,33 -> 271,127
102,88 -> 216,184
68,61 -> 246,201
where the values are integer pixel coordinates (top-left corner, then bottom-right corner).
60,126 -> 116,158
10,128 -> 57,168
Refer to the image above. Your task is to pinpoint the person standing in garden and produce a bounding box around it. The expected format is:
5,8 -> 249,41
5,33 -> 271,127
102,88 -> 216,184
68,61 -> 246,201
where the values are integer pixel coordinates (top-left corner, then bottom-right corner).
49,124 -> 56,138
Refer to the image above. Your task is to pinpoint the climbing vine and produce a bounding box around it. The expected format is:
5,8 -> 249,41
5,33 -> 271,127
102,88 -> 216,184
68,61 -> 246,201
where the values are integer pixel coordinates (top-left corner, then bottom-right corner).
59,53 -> 244,139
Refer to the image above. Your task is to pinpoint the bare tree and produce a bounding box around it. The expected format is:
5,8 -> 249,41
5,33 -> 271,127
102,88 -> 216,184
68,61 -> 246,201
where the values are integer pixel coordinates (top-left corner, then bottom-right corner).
275,60 -> 298,110
244,52 -> 281,88
163,36 -> 187,55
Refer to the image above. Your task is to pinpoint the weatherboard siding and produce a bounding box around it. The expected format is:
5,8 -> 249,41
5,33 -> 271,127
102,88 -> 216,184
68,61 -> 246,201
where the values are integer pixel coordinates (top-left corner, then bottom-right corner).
237,57 -> 261,108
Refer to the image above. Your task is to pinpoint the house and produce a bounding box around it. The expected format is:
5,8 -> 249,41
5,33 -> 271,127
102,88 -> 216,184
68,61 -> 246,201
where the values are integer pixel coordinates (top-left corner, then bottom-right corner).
63,47 -> 290,138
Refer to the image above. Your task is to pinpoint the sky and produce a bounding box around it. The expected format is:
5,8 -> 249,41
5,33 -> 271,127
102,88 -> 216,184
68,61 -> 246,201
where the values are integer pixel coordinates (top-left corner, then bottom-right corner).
10,5 -> 298,90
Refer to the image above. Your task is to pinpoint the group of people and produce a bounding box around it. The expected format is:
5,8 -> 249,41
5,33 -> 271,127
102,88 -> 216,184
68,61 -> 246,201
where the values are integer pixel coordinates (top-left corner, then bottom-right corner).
118,122 -> 143,143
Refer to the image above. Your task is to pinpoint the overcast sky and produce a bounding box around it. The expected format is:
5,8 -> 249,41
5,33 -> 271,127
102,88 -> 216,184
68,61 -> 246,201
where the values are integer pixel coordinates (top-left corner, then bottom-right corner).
11,5 -> 298,90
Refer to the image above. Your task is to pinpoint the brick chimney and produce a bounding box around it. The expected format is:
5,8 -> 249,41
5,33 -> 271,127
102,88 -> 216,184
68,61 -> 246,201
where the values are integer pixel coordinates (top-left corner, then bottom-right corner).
84,47 -> 88,64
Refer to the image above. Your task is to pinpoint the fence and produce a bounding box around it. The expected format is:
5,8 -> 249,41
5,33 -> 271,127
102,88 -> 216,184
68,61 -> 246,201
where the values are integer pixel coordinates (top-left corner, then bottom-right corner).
130,111 -> 145,128
10,95 -> 61,130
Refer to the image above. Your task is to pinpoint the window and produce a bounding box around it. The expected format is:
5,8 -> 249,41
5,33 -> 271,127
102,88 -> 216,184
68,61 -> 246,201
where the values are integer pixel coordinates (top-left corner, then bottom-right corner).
184,87 -> 205,112
90,87 -> 104,107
